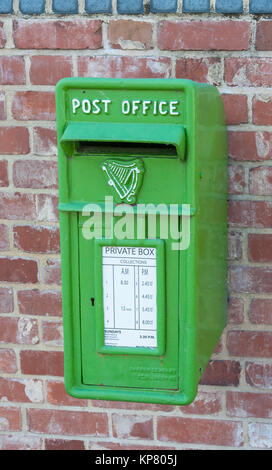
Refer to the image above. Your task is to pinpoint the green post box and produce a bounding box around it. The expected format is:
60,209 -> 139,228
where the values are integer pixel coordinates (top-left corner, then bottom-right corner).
56,78 -> 227,405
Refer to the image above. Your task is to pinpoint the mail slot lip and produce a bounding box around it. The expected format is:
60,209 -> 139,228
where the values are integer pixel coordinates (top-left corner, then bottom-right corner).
60,121 -> 186,160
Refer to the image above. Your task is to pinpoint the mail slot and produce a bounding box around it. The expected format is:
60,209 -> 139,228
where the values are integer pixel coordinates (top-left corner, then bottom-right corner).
56,78 -> 228,405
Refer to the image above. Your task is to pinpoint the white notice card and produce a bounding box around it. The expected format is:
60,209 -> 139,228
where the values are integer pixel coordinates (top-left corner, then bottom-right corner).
102,246 -> 157,348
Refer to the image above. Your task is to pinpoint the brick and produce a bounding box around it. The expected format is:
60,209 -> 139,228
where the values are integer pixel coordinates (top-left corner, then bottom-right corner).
0,435 -> 42,450
117,0 -> 144,14
85,0 -> 112,13
227,391 -> 272,418
245,361 -> 272,389
228,229 -> 243,263
253,95 -> 272,125
181,391 -> 222,415
0,349 -> 17,373
0,161 -> 8,187
248,422 -> 272,449
183,0 -> 210,12
222,94 -> 248,125
0,317 -> 39,345
92,399 -> 173,412
216,0 -> 243,13
78,56 -> 171,79
19,0 -> 45,14
30,56 -> 73,86
0,192 -> 36,221
12,92 -> 56,121
228,165 -> 246,195
0,407 -> 21,431
0,287 -> 13,313
0,257 -> 38,283
228,131 -> 272,161
21,350 -> 64,376
200,360 -> 241,386
0,1 -> 13,14
27,408 -> 108,436
37,194 -> 59,223
229,266 -> 272,294
42,320 -> 63,347
108,20 -> 153,50
45,439 -> 85,450
256,21 -> 272,51
13,160 -> 58,189
0,377 -> 42,403
225,58 -> 272,87
0,127 -> 30,155
0,92 -> 6,120
0,56 -> 25,85
250,0 -> 272,14
227,331 -> 272,357
158,20 -> 250,51
112,414 -> 153,440
13,19 -> 102,50
228,231 -> 243,261
176,57 -> 222,86
250,167 -> 272,196
13,225 -> 60,254
248,234 -> 272,263
33,127 -> 57,156
47,380 -> 87,407
41,259 -> 62,285
249,299 -> 272,325
157,416 -> 243,447
89,441 -> 169,451
52,0 -> 78,13
228,297 -> 244,324
18,289 -> 62,317
0,22 -> 6,47
150,0 -> 177,12
228,201 -> 272,228
0,377 -> 26,402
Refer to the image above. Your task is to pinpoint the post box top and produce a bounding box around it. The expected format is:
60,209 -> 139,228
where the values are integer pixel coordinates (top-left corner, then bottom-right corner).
56,77 -> 202,93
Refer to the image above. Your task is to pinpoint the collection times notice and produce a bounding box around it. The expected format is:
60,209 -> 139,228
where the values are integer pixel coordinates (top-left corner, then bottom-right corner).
102,246 -> 157,349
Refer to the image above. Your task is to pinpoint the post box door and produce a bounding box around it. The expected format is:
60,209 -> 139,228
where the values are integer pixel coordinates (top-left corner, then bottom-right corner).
78,213 -> 180,390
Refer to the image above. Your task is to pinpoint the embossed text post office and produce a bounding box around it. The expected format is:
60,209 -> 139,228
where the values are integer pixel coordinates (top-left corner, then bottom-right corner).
56,78 -> 228,405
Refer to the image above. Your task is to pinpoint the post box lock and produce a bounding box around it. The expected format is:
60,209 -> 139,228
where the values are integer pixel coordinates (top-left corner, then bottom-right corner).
56,78 -> 228,405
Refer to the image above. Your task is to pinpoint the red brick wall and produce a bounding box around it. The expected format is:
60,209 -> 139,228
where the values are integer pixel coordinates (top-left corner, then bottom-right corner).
1,7 -> 272,450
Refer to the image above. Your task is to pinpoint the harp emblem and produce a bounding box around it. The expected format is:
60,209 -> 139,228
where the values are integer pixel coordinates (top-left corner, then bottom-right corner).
102,158 -> 144,204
